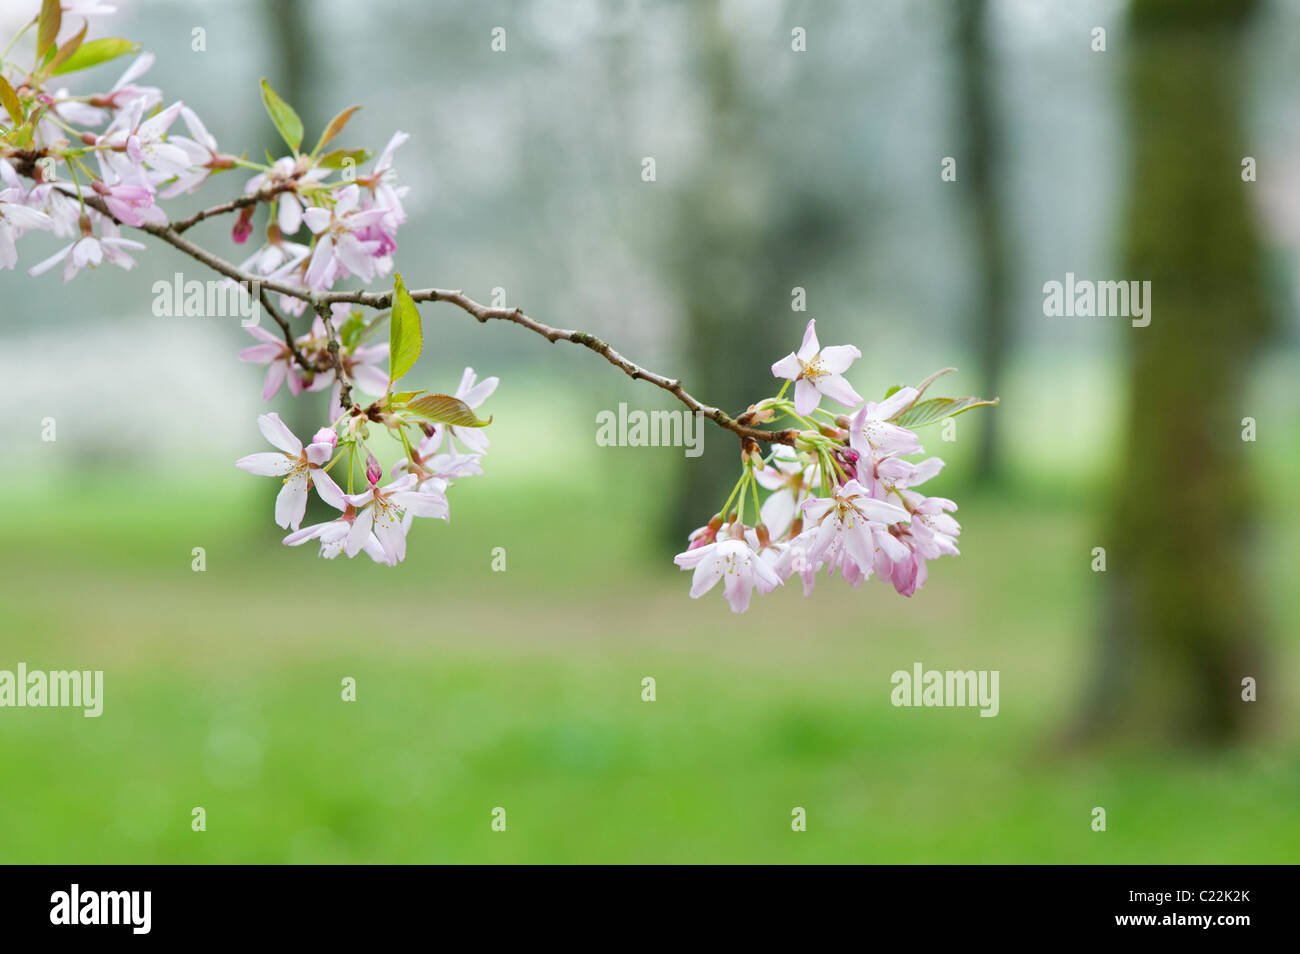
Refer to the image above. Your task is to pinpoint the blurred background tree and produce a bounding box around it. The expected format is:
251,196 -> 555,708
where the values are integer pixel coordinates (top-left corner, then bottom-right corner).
668,0 -> 851,540
953,0 -> 1012,485
1076,0 -> 1276,746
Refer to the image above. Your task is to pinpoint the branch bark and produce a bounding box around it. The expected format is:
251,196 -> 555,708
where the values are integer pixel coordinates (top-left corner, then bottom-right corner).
75,191 -> 797,446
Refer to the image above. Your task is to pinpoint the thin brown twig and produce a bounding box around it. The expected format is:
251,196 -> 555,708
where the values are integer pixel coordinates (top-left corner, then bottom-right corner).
73,192 -> 797,446
312,299 -> 353,410
168,181 -> 294,234
256,285 -> 319,374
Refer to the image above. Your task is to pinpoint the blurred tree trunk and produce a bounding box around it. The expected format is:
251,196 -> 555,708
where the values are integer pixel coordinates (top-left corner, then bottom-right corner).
265,0 -> 311,136
954,0 -> 1010,484
263,0 -> 334,522
669,1 -> 848,540
1076,0 -> 1271,745
263,0 -> 319,444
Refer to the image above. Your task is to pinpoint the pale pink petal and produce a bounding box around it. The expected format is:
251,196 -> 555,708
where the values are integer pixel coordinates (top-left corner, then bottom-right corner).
818,344 -> 861,375
857,497 -> 909,524
760,491 -> 796,539
874,386 -> 919,421
261,361 -> 287,399
257,412 -> 302,455
460,375 -> 498,408
351,364 -> 389,396
795,319 -> 819,362
752,556 -> 783,594
722,570 -> 753,613
793,378 -> 820,416
689,557 -> 724,598
283,522 -> 329,546
275,469 -> 310,529
27,243 -> 72,276
278,194 -> 302,235
240,342 -> 282,363
302,207 -> 331,234
345,505 -> 375,557
816,372 -> 864,409
310,469 -> 347,511
771,353 -> 801,380
235,452 -> 295,476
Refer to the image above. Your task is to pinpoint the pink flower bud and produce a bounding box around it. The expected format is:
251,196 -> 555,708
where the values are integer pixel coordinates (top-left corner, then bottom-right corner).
365,451 -> 383,486
232,206 -> 254,244
312,427 -> 338,450
834,446 -> 860,482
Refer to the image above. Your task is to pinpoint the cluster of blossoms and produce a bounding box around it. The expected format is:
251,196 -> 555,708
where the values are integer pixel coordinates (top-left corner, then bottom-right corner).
1,4 -> 494,565
675,318 -> 993,613
235,364 -> 495,566
1,19 -> 406,294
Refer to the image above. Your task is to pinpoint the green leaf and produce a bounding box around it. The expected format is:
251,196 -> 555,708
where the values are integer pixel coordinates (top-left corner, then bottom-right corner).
891,367 -> 957,418
260,77 -> 303,153
387,390 -> 424,406
338,309 -> 366,349
313,105 -> 361,155
911,367 -> 956,402
37,0 -> 61,58
406,394 -> 491,428
893,396 -> 999,429
0,75 -> 22,127
388,272 -> 423,387
317,147 -> 371,170
52,37 -> 138,76
44,22 -> 87,77
10,118 -> 34,147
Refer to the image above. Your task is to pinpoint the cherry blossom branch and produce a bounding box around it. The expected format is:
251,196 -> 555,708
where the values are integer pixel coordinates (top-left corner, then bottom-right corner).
320,286 -> 798,446
312,298 -> 353,411
256,285 -> 320,374
168,181 -> 294,234
76,191 -> 797,446
4,11 -> 992,599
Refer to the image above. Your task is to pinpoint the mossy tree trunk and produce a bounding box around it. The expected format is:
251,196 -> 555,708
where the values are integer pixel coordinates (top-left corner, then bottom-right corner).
1078,0 -> 1272,745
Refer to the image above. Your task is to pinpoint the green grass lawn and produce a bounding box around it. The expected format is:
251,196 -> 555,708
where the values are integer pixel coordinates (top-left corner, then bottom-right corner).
1,439 -> 1298,863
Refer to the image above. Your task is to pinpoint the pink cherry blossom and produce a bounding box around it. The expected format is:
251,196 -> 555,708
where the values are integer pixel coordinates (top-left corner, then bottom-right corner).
93,52 -> 162,113
800,479 -> 909,578
235,413 -> 345,530
344,471 -> 449,565
243,157 -> 321,236
238,326 -> 303,399
238,228 -> 310,277
95,98 -> 190,181
301,184 -> 389,290
673,524 -> 783,613
771,319 -> 864,416
847,387 -> 923,460
765,530 -> 823,596
162,106 -> 232,197
27,217 -> 145,281
884,494 -> 961,597
91,177 -> 165,227
0,188 -> 54,270
283,506 -> 388,562
359,130 -> 410,230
